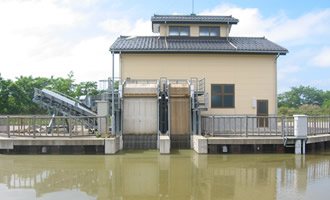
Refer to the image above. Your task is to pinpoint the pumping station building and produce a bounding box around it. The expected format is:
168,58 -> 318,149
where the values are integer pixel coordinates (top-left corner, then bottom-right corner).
1,14 -> 330,155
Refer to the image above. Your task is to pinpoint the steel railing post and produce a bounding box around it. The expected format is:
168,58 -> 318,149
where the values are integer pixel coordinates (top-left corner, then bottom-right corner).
211,116 -> 214,137
281,116 -> 284,137
245,116 -> 248,137
7,116 -> 10,138
106,115 -> 110,136
69,116 -> 72,138
33,116 -> 36,138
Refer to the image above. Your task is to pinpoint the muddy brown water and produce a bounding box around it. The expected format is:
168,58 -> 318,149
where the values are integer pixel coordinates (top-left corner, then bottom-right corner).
0,150 -> 330,200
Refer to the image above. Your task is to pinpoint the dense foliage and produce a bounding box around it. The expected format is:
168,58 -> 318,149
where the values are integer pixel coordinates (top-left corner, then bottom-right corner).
1,73 -> 329,116
0,72 -> 99,115
278,86 -> 330,116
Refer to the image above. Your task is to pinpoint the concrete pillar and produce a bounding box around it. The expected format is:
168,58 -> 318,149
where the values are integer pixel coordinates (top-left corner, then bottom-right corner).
192,135 -> 208,154
96,101 -> 110,136
294,115 -> 308,154
160,135 -> 170,154
105,137 -> 120,154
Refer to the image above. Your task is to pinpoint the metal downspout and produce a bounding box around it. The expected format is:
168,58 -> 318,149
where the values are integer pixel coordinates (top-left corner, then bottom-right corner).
275,53 -> 280,115
111,52 -> 115,136
165,21 -> 168,49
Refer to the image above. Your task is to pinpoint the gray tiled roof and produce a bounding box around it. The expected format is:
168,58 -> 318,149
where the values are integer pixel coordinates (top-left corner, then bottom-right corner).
151,14 -> 239,24
110,36 -> 288,55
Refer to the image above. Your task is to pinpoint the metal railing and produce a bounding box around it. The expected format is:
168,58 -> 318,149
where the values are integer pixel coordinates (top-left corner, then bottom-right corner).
202,116 -> 294,137
0,115 -> 109,138
308,116 -> 330,136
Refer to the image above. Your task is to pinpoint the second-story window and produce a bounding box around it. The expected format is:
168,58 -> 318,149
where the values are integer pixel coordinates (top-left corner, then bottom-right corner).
169,26 -> 190,36
200,26 -> 220,36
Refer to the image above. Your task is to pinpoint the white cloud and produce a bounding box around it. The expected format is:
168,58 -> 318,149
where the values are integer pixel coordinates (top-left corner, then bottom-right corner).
200,4 -> 330,45
0,0 -> 84,34
100,18 -> 155,36
308,78 -> 330,90
278,65 -> 302,80
310,47 -> 330,68
0,0 -> 111,82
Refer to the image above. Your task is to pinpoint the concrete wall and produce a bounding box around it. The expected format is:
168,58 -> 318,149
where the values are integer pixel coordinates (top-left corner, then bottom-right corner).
120,53 -> 277,115
159,24 -> 229,37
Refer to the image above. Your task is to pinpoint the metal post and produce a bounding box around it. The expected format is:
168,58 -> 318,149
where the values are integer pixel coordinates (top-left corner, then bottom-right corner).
69,116 -> 72,138
245,116 -> 248,137
7,116 -> 10,138
193,110 -> 196,135
281,116 -> 284,137
211,116 -> 214,137
106,115 -> 109,136
111,52 -> 115,136
33,116 -> 36,138
198,111 -> 202,135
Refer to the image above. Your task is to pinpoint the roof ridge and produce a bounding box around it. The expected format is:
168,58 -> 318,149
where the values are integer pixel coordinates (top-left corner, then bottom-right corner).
228,36 -> 266,39
153,14 -> 234,17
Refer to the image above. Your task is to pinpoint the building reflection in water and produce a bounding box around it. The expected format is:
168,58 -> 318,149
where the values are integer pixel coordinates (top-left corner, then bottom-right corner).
0,151 -> 329,200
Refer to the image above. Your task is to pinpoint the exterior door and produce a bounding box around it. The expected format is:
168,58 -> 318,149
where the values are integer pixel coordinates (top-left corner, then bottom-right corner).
257,100 -> 268,127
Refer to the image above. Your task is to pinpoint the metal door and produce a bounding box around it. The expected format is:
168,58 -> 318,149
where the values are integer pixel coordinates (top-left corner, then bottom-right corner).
257,100 -> 268,127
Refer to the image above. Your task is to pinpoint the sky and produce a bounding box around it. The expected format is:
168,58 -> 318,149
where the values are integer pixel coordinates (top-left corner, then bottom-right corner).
0,0 -> 330,93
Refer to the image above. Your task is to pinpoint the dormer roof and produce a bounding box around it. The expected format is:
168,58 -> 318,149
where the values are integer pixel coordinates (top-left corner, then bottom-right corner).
151,14 -> 239,25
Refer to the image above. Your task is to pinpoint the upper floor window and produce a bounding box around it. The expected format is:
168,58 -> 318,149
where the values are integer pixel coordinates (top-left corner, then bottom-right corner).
200,26 -> 220,37
211,84 -> 235,108
169,26 -> 190,36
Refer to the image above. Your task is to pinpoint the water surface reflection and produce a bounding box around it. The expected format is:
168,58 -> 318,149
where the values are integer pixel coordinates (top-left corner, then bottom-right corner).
0,150 -> 329,200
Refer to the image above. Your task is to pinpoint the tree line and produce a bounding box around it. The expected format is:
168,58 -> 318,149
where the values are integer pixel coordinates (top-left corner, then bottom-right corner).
1,73 -> 329,115
278,86 -> 330,116
0,72 -> 98,115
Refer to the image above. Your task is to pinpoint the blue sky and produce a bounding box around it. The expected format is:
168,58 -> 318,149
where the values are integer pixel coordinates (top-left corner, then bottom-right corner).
0,0 -> 330,93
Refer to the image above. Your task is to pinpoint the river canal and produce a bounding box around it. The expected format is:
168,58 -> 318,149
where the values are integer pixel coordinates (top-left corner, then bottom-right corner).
0,150 -> 330,200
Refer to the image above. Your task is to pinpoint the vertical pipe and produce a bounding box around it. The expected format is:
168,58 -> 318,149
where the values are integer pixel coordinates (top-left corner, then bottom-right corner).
111,52 -> 115,136
198,111 -> 202,135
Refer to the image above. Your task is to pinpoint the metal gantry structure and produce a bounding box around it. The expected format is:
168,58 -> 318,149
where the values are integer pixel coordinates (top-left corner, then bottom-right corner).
32,77 -> 208,147
33,88 -> 97,133
103,77 -> 208,137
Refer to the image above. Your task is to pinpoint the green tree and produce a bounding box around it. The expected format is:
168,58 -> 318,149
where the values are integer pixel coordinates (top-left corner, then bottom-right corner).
74,81 -> 98,98
0,72 -> 101,115
278,86 -> 324,108
48,71 -> 76,97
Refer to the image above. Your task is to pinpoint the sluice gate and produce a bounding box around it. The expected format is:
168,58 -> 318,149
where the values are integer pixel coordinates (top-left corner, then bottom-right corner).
109,77 -> 208,150
122,81 -> 159,149
169,82 -> 191,149
32,77 -> 208,151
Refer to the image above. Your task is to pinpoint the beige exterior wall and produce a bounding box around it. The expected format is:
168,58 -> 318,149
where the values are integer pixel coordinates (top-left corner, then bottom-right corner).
120,53 -> 277,115
159,24 -> 229,37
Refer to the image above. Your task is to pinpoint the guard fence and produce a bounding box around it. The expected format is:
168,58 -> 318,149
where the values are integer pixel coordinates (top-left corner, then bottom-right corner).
0,115 -> 109,137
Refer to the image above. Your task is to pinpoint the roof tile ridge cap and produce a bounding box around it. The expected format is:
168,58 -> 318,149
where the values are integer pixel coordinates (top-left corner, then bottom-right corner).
228,36 -> 266,39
